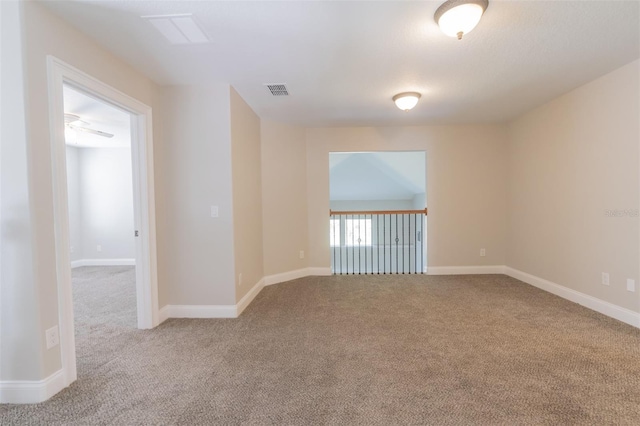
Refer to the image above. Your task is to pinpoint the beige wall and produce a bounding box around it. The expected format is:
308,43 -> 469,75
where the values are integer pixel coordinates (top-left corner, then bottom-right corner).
2,1 -> 163,381
5,0 -> 639,387
507,59 -> 640,313
261,120 -> 309,276
159,85 -> 236,306
1,0 -> 43,383
230,88 -> 263,301
306,126 -> 509,269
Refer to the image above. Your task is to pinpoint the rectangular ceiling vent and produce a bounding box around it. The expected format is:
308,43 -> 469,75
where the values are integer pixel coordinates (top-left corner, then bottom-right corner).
265,84 -> 289,96
142,14 -> 210,45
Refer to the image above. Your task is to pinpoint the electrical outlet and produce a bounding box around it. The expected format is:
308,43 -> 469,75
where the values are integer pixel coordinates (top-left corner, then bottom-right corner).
45,326 -> 59,349
211,205 -> 219,218
602,272 -> 610,286
299,250 -> 305,259
96,245 -> 102,252
627,279 -> 636,292
238,273 -> 243,287
480,248 -> 486,257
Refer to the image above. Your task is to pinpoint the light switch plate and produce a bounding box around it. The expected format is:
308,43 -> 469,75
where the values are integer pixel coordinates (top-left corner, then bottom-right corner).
627,279 -> 635,292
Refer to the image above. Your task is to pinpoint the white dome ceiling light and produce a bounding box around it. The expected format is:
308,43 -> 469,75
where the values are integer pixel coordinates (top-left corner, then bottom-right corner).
434,0 -> 489,40
393,92 -> 421,111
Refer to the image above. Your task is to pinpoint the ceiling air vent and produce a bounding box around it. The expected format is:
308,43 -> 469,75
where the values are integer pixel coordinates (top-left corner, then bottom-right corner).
142,14 -> 210,45
265,84 -> 289,96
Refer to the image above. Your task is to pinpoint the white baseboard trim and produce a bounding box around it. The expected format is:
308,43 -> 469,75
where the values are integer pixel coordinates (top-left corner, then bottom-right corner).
237,278 -> 265,316
264,268 -> 309,286
427,265 -> 505,275
71,258 -> 135,268
158,278 -> 265,320
307,267 -> 332,276
158,305 -> 170,324
166,304 -> 237,319
159,266 -> 332,320
504,267 -> 640,328
264,267 -> 332,286
0,369 -> 66,404
160,267 -> 331,321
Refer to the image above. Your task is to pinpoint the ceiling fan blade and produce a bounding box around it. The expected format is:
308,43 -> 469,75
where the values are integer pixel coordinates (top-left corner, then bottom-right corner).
64,113 -> 90,126
69,124 -> 114,138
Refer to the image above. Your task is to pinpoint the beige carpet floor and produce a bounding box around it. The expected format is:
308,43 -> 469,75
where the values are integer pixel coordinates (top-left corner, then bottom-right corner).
1,270 -> 639,425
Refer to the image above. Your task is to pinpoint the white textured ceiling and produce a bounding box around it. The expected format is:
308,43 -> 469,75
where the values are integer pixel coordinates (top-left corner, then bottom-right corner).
63,85 -> 130,148
43,1 -> 640,126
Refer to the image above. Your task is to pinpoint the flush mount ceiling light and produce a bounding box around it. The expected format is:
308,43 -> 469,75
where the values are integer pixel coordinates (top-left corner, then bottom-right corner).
393,92 -> 421,111
434,0 -> 489,40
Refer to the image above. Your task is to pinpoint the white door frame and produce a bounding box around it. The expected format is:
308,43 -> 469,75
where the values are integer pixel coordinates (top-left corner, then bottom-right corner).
47,56 -> 159,388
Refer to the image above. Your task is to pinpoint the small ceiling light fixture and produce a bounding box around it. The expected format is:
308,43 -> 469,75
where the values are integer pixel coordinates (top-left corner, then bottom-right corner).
393,92 -> 421,111
434,0 -> 489,40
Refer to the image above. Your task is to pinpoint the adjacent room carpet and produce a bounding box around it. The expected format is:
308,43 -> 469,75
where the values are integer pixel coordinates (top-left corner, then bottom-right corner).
72,266 -> 138,379
2,271 -> 639,425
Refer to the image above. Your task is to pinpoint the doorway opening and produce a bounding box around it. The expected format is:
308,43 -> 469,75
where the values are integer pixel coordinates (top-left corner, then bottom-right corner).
48,57 -> 158,389
329,151 -> 427,274
64,85 -> 139,373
